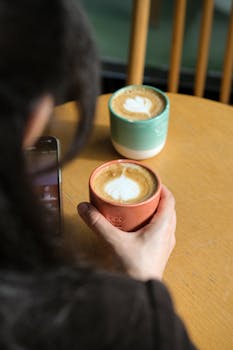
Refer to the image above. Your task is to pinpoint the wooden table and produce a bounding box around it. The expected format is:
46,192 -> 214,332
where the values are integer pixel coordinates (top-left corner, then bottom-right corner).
51,93 -> 233,350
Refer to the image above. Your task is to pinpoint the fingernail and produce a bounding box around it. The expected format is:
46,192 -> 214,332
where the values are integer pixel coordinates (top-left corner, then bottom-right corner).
77,202 -> 90,217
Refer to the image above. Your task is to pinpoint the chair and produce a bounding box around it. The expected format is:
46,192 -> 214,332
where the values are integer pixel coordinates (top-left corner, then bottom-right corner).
127,0 -> 233,104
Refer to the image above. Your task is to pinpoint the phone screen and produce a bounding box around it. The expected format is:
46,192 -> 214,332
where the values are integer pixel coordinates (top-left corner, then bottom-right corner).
25,136 -> 62,233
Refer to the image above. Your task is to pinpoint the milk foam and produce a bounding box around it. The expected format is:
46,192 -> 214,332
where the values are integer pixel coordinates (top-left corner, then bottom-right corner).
124,96 -> 152,116
104,173 -> 140,201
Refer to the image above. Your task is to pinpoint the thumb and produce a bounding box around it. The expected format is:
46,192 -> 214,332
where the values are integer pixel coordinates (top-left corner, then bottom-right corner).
77,202 -> 123,245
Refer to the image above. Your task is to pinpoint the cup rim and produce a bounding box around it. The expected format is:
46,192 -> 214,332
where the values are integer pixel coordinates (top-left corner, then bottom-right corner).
108,85 -> 169,123
89,159 -> 162,208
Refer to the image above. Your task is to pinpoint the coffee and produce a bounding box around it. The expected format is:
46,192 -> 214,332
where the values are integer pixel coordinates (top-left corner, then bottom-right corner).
111,86 -> 165,121
92,162 -> 158,204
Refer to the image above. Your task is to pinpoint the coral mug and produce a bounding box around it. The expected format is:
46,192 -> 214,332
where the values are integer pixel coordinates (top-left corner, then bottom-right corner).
89,159 -> 161,232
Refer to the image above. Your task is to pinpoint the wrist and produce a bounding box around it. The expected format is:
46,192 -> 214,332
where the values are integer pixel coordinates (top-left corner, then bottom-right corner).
126,266 -> 162,281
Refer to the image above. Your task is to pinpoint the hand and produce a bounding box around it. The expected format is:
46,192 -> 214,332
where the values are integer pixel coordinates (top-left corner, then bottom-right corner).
78,185 -> 176,281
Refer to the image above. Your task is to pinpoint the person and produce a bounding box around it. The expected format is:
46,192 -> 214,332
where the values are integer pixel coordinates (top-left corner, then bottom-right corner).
0,0 -> 196,349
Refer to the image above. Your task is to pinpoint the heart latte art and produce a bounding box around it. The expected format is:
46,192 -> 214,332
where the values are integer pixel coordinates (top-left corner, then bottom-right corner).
92,163 -> 158,204
124,96 -> 152,116
111,86 -> 165,120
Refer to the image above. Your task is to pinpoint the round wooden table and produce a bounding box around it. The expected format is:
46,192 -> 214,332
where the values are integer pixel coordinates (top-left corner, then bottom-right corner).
51,93 -> 233,350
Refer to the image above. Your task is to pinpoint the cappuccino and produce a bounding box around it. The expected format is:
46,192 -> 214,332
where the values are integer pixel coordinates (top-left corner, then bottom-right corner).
92,162 -> 158,204
111,86 -> 165,121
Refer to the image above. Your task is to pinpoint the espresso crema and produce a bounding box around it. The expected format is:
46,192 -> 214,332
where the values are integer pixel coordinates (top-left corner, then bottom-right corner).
92,162 -> 158,204
111,86 -> 165,121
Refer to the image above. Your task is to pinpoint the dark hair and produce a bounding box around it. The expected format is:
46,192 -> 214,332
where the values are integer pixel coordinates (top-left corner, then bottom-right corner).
0,0 -> 99,270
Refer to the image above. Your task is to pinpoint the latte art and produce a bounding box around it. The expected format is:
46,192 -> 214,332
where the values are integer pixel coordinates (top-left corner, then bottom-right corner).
92,163 -> 157,204
124,96 -> 152,116
104,173 -> 140,201
111,86 -> 165,121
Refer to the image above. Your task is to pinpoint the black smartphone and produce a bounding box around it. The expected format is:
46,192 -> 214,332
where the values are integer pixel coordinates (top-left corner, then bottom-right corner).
25,136 -> 62,234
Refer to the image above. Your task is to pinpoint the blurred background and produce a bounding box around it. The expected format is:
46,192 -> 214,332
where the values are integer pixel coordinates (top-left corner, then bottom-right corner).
80,0 -> 232,102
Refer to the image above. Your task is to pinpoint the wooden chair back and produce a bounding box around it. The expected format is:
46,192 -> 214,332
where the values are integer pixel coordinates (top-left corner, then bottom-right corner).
127,0 -> 233,104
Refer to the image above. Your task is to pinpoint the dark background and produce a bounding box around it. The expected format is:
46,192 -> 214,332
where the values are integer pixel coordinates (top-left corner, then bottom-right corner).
80,0 -> 232,103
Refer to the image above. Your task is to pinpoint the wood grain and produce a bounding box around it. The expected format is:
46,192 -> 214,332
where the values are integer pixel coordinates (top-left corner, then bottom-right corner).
52,93 -> 233,350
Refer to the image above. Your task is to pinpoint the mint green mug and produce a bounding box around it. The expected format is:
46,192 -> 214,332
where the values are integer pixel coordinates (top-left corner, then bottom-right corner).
109,85 -> 170,160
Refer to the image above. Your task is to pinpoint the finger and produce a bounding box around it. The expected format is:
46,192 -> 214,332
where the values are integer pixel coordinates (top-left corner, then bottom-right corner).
77,202 -> 126,245
171,210 -> 177,231
169,212 -> 177,252
150,185 -> 175,225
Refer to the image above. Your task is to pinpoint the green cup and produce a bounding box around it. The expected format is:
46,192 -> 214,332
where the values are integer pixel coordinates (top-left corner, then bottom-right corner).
109,85 -> 170,160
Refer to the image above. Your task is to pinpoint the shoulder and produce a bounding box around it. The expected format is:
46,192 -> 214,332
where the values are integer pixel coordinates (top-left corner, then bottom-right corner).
0,266 -> 179,350
42,266 -> 165,348
0,266 -> 197,349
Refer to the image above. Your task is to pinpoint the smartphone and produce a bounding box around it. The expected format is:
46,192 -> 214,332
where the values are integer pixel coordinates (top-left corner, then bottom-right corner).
25,136 -> 62,234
